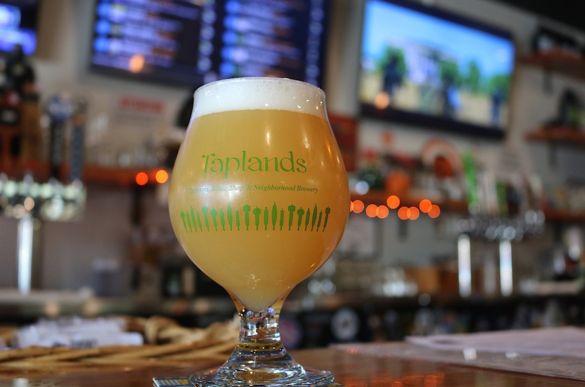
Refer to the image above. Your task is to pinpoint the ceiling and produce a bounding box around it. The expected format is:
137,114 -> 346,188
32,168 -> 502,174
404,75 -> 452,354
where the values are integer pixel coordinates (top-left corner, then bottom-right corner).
489,0 -> 585,33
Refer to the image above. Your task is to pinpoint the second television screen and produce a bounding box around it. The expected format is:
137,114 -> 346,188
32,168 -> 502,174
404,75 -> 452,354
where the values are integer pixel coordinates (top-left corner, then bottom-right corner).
360,0 -> 515,136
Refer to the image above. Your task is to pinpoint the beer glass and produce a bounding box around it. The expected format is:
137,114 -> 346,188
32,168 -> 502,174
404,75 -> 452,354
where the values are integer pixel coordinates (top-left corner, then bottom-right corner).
168,77 -> 349,386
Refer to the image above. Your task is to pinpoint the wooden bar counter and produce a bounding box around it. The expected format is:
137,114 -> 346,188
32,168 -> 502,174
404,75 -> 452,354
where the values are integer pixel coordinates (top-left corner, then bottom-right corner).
0,345 -> 579,386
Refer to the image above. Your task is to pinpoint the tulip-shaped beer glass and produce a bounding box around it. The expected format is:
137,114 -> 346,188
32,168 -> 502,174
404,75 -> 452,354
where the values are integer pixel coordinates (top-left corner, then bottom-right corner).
167,78 -> 349,386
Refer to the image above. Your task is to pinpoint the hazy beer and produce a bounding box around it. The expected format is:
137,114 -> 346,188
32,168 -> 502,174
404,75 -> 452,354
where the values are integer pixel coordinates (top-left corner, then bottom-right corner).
165,78 -> 348,385
169,81 -> 349,312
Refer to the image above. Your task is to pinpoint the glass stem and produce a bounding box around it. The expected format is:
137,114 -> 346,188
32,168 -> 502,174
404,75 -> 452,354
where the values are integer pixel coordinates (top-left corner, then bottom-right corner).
239,306 -> 283,351
214,298 -> 304,380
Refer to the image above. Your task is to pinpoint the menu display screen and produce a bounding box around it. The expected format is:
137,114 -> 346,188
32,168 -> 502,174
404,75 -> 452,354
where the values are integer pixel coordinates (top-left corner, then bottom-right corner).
90,0 -> 328,87
0,0 -> 38,55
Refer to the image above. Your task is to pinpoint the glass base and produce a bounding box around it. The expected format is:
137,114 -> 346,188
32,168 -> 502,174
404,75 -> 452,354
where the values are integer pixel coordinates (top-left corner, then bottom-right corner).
153,307 -> 339,386
189,367 -> 336,386
153,368 -> 337,387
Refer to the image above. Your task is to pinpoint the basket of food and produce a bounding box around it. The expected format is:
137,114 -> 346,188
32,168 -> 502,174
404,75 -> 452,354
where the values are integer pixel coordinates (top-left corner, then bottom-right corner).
0,316 -> 238,375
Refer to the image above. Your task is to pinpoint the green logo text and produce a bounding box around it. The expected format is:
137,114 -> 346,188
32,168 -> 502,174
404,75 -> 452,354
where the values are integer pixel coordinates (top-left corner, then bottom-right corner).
202,151 -> 307,178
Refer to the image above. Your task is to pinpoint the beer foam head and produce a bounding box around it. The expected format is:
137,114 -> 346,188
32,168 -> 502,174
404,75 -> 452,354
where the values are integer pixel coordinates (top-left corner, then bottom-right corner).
192,77 -> 326,118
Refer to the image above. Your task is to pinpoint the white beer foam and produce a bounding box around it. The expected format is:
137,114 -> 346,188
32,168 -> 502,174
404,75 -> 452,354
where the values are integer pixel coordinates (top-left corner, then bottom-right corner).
192,77 -> 326,118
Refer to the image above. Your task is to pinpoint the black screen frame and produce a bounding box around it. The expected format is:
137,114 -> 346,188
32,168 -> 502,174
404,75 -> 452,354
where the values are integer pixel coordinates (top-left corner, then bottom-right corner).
359,0 -> 517,140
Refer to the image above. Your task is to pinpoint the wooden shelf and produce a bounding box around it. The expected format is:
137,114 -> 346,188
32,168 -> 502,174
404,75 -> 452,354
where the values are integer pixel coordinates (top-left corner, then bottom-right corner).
519,51 -> 585,82
83,165 -> 165,186
1,160 -> 49,180
525,127 -> 585,147
2,160 -> 167,187
353,192 -> 585,223
351,191 -> 468,213
543,208 -> 585,223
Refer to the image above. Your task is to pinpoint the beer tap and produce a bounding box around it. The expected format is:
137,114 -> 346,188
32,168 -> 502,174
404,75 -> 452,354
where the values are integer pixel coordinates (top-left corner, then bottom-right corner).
70,97 -> 88,183
45,93 -> 73,180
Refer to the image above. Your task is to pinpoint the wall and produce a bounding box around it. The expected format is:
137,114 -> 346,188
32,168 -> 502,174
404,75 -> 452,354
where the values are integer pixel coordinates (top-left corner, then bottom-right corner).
1,0 -> 584,289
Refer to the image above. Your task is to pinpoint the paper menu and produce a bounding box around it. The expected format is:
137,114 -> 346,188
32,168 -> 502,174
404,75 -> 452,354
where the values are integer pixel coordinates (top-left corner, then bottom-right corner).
407,327 -> 585,358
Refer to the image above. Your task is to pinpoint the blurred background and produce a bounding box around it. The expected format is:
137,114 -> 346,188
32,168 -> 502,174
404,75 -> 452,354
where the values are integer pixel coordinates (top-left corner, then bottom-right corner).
1,0 -> 585,349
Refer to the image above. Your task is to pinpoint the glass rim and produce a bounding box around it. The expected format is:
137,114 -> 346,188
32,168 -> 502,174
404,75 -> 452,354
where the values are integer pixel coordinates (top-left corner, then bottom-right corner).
193,77 -> 325,100
191,77 -> 327,118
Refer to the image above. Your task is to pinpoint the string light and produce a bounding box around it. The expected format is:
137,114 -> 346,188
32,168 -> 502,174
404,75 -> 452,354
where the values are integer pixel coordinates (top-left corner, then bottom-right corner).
155,169 -> 169,184
386,195 -> 400,209
351,198 -> 443,220
366,204 -> 378,218
397,206 -> 410,220
352,200 -> 365,214
135,172 -> 149,186
409,207 -> 420,220
429,204 -> 441,219
376,205 -> 389,219
419,199 -> 432,213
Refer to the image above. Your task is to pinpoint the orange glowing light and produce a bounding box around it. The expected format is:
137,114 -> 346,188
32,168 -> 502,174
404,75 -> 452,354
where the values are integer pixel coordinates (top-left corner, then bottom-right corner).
353,200 -> 365,214
349,201 -> 354,212
386,195 -> 400,209
419,199 -> 432,213
155,169 -> 169,184
429,204 -> 441,219
376,205 -> 389,219
409,207 -> 420,220
135,172 -> 149,186
424,373 -> 445,387
423,374 -> 441,387
366,204 -> 378,218
374,91 -> 391,109
397,206 -> 410,220
129,54 -> 145,73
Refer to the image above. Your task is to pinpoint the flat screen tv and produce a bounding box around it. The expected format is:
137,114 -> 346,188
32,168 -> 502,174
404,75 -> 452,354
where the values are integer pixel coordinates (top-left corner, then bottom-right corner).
0,0 -> 38,55
360,0 -> 515,138
90,0 -> 329,87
